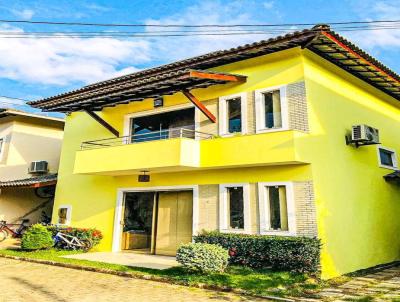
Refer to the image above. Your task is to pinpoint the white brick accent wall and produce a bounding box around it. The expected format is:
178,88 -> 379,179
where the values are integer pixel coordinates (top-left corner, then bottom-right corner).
198,184 -> 219,231
247,91 -> 256,135
293,181 -> 318,237
287,81 -> 309,132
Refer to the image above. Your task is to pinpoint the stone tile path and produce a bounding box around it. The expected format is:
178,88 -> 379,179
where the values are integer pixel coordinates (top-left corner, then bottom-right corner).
0,258 -> 266,302
0,238 -> 20,250
313,264 -> 400,301
63,251 -> 179,270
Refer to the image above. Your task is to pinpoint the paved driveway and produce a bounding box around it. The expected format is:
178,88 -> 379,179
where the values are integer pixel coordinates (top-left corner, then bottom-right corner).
0,258 -> 265,302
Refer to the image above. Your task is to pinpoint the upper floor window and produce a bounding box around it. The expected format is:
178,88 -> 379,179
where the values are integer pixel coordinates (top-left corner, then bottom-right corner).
219,93 -> 247,136
255,86 -> 288,133
258,182 -> 296,236
377,146 -> 398,170
219,183 -> 250,233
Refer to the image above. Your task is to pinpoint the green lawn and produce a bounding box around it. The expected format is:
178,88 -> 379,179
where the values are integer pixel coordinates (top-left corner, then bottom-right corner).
0,248 -> 325,298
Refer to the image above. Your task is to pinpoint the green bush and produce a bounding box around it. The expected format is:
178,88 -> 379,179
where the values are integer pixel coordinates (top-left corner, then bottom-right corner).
47,226 -> 103,247
21,224 -> 54,250
194,231 -> 321,273
176,242 -> 229,273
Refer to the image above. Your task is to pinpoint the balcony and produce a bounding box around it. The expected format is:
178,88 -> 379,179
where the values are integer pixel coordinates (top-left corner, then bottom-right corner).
74,128 -> 211,175
73,128 -> 307,176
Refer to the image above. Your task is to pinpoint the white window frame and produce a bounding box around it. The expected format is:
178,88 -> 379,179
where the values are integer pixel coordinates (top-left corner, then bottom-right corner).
219,183 -> 251,234
258,182 -> 296,236
377,146 -> 398,170
57,205 -> 72,226
218,92 -> 247,136
255,85 -> 288,133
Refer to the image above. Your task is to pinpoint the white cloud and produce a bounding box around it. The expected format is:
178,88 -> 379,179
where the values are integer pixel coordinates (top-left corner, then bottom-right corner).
144,1 -> 277,62
263,1 -> 275,9
346,1 -> 400,49
0,25 -> 150,85
11,9 -> 35,20
0,1 -> 282,86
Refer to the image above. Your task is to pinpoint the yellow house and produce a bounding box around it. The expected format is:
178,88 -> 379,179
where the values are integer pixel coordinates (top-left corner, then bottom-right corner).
0,108 -> 64,224
29,25 -> 400,278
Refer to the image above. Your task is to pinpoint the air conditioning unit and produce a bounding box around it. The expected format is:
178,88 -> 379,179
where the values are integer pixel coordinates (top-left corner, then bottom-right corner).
351,124 -> 380,144
28,161 -> 48,174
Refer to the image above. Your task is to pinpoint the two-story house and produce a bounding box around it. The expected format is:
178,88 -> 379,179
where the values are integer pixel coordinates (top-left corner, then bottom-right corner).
29,25 -> 400,278
0,108 -> 64,224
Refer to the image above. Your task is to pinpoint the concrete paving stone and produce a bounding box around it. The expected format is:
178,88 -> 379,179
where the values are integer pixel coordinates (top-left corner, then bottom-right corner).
353,277 -> 378,283
0,258 -> 266,302
374,282 -> 400,289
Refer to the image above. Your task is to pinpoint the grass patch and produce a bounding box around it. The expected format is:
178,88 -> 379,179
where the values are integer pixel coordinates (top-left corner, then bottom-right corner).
0,248 -> 325,298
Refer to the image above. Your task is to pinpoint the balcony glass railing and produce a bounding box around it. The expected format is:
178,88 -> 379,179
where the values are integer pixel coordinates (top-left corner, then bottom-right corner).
80,127 -> 214,150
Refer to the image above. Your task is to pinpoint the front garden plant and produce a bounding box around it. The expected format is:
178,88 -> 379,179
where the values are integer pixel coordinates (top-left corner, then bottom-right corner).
21,224 -> 54,250
176,242 -> 229,273
194,231 -> 321,273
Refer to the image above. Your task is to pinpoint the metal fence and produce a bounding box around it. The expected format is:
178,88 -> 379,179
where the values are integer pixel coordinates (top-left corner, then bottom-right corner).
81,127 -> 214,150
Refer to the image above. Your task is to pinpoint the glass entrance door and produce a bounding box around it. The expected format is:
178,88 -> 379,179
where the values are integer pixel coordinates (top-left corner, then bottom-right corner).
122,192 -> 155,252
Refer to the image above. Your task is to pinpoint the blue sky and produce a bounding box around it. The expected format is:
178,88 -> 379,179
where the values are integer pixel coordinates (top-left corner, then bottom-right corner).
0,0 -> 399,112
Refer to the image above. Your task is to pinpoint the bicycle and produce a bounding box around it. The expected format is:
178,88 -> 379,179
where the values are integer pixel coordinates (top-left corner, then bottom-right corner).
53,230 -> 93,252
0,219 -> 30,242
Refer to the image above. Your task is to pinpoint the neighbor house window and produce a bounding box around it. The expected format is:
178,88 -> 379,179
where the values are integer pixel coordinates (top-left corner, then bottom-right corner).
0,138 -> 4,160
255,86 -> 288,133
377,146 -> 398,170
258,182 -> 296,235
219,93 -> 247,135
57,205 -> 72,225
219,183 -> 250,233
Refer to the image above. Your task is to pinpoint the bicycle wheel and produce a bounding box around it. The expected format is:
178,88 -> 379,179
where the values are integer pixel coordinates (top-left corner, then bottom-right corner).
0,229 -> 8,242
80,239 -> 93,252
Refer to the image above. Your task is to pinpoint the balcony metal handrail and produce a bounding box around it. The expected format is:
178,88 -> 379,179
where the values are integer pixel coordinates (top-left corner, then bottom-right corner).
80,127 -> 214,150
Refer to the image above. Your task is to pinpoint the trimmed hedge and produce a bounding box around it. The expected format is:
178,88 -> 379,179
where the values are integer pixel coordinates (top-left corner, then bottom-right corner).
194,231 -> 321,273
177,242 -> 229,273
47,226 -> 103,247
21,224 -> 54,250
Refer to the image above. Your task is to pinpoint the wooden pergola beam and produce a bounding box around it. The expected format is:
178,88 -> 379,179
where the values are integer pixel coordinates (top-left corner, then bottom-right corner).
85,109 -> 120,137
182,90 -> 216,123
187,70 -> 246,82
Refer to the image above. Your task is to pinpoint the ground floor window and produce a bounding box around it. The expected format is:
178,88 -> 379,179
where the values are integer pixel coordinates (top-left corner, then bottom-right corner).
377,146 -> 398,170
258,182 -> 296,235
219,183 -> 250,233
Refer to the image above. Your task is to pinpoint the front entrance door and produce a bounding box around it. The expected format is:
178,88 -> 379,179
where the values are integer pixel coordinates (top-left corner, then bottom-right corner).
122,192 -> 154,252
155,191 -> 193,256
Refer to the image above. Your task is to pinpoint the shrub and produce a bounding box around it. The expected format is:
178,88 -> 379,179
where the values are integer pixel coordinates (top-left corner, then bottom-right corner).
21,224 -> 54,250
47,226 -> 103,247
176,242 -> 229,273
194,231 -> 321,273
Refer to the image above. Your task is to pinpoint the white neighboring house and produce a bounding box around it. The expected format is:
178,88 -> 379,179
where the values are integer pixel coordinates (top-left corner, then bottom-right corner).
0,108 -> 64,224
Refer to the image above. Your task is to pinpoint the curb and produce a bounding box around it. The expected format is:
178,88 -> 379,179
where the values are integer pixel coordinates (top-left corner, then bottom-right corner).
0,253 -> 295,302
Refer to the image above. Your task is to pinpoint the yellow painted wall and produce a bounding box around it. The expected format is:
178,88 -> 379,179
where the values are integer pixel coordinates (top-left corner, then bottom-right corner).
302,49 -> 400,278
52,48 -> 311,252
52,46 -> 400,278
